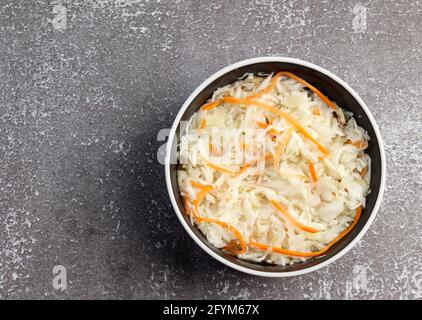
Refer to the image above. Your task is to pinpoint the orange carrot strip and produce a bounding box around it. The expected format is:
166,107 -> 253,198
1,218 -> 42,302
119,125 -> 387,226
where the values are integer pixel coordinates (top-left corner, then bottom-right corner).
206,161 -> 234,174
182,195 -> 193,216
347,140 -> 368,149
274,128 -> 293,171
313,107 -> 321,116
240,142 -> 249,150
234,163 -> 251,177
264,154 -> 274,162
278,71 -> 337,110
197,216 -> 247,254
308,159 -> 318,183
256,121 -> 268,129
271,200 -> 320,233
318,205 -> 362,252
189,183 -> 214,219
249,241 -> 318,258
360,166 -> 368,177
222,97 -> 330,155
247,71 -> 284,100
200,119 -> 206,129
256,121 -> 281,135
249,206 -> 362,257
188,186 -> 247,254
202,99 -> 223,111
223,242 -> 243,254
191,181 -> 213,190
209,143 -> 221,156
192,190 -> 210,218
233,154 -> 273,177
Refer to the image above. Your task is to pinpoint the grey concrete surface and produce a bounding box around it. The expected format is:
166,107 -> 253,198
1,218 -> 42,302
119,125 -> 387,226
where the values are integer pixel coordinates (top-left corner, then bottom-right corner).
0,0 -> 421,299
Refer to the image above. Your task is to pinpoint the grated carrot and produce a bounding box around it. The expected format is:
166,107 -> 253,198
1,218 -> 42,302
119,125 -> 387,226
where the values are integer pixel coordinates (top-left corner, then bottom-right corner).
222,96 -> 330,155
247,71 -> 284,100
209,143 -> 221,156
202,99 -> 223,111
191,180 -> 213,190
256,121 -> 281,135
271,200 -> 320,233
186,184 -> 247,254
347,140 -> 368,149
200,119 -> 206,129
360,166 -> 368,177
192,190 -> 210,219
256,121 -> 268,129
234,154 -> 274,177
198,216 -> 247,254
249,206 -> 362,257
240,142 -> 249,150
182,195 -> 193,216
278,71 -> 337,110
313,107 -> 321,116
308,159 -> 318,183
234,163 -> 251,177
206,161 -> 234,174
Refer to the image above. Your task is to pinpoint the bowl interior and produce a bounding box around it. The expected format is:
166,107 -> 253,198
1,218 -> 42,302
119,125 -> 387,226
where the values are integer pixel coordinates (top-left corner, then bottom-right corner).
169,61 -> 383,273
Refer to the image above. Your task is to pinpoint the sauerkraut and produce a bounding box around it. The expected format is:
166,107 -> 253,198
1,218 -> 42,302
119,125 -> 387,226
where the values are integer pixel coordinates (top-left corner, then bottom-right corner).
177,72 -> 371,265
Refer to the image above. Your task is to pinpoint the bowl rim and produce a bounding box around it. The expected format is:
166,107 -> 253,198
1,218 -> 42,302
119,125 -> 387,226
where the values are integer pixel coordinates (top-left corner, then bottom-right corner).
165,56 -> 386,277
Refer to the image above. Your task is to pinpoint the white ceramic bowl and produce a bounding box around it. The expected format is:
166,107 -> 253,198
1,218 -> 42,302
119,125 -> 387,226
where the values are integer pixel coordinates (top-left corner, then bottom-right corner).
165,57 -> 386,277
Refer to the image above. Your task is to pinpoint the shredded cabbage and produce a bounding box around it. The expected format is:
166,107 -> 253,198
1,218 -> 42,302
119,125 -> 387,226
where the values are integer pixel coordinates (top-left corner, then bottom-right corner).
177,72 -> 371,265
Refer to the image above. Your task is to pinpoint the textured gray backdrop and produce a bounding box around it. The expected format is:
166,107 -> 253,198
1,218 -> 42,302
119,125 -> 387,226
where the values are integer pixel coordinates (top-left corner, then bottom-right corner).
0,0 -> 421,299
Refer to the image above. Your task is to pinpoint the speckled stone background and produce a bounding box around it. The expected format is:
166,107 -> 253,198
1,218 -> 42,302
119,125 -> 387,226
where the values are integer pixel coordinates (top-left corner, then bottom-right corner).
0,0 -> 421,300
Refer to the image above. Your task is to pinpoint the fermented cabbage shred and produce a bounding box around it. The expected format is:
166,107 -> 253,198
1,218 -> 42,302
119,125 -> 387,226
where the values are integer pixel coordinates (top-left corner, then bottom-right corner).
177,72 -> 371,265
